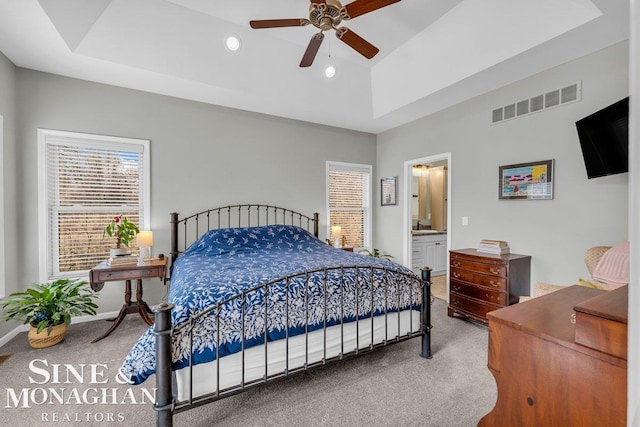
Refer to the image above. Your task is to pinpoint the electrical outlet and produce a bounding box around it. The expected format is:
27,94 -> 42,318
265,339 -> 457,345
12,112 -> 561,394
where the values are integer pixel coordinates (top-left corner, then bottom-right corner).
462,216 -> 469,226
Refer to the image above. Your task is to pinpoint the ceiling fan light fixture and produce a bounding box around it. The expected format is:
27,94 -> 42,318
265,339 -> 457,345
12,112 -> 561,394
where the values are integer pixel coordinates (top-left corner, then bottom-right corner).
324,65 -> 336,78
225,35 -> 241,52
250,0 -> 401,66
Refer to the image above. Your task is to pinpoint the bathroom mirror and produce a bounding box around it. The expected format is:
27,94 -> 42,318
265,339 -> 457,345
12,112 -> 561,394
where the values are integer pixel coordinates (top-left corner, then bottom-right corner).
412,160 -> 448,231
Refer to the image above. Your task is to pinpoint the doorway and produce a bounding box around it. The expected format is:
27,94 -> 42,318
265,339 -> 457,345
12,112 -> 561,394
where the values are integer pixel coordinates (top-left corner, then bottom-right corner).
403,153 -> 451,299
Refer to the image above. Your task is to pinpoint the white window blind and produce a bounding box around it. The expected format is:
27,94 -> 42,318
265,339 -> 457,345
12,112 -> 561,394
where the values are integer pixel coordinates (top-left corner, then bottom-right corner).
326,162 -> 371,249
38,130 -> 150,281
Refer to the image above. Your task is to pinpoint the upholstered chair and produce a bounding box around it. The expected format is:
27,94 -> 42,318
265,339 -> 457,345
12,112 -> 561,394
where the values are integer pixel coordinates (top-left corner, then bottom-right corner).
522,246 -> 613,300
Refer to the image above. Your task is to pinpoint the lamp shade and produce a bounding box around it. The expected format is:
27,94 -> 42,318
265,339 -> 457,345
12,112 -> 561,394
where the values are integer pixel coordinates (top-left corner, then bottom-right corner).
137,230 -> 153,247
331,226 -> 342,237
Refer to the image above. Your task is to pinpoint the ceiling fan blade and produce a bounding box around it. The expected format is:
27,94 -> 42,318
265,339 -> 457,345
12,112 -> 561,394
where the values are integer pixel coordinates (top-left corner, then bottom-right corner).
335,27 -> 379,59
341,0 -> 401,20
300,32 -> 325,67
250,19 -> 310,29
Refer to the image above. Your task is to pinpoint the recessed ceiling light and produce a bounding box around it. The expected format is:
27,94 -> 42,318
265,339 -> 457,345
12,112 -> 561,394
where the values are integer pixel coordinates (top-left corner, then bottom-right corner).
325,65 -> 336,78
225,35 -> 241,52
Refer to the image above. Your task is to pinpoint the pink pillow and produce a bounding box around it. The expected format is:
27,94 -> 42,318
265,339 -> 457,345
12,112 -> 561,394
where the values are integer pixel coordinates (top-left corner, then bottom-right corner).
592,242 -> 629,287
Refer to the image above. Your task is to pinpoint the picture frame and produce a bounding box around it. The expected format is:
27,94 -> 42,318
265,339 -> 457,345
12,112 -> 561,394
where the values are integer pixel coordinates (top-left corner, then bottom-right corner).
381,176 -> 398,206
498,159 -> 554,200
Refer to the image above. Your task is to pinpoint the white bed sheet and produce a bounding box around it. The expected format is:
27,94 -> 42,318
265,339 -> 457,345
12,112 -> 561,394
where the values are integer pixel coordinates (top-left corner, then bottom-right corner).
175,309 -> 421,401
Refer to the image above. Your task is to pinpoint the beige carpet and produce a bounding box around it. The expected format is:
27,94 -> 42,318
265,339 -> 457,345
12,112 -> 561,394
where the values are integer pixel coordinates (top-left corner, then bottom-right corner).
0,299 -> 494,427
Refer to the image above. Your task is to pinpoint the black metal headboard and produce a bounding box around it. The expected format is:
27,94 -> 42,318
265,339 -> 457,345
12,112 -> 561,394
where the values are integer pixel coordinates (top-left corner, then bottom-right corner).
170,204 -> 319,267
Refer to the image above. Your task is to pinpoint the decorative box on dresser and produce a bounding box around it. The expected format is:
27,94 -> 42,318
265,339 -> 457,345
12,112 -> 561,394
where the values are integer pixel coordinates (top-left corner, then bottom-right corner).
448,249 -> 531,324
478,285 -> 627,427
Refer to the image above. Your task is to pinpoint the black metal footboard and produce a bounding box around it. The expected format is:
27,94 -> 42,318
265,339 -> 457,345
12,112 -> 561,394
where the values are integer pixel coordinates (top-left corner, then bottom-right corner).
152,267 -> 432,427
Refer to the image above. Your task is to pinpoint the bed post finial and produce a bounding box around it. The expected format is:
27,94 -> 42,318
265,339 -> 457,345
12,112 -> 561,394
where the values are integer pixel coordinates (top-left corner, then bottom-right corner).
313,212 -> 319,238
153,302 -> 175,426
420,267 -> 432,359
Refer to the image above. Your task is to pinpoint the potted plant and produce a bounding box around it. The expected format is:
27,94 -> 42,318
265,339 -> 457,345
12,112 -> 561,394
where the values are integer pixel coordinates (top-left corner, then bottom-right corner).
358,248 -> 395,261
0,278 -> 98,348
104,214 -> 140,257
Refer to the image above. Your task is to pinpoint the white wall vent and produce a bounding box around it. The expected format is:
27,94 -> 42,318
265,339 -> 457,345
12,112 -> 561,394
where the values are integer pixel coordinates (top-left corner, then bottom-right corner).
491,81 -> 582,124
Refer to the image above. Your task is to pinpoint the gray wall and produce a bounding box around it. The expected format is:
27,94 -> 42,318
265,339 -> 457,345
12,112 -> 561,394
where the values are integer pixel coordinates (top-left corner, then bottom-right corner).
375,41 -> 629,289
0,51 -> 17,339
6,69 -> 375,331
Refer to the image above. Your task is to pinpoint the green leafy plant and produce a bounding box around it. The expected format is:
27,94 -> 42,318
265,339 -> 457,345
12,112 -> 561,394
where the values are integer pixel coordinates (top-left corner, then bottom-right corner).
1,279 -> 98,334
104,215 -> 140,248
358,248 -> 395,261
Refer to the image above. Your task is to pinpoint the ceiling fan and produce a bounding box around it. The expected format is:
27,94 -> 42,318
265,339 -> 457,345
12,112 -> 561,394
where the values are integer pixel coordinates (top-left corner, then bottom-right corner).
249,0 -> 401,67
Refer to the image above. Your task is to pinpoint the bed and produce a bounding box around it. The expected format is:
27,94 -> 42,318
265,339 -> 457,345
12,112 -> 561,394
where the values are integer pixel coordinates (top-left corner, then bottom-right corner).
120,205 -> 432,426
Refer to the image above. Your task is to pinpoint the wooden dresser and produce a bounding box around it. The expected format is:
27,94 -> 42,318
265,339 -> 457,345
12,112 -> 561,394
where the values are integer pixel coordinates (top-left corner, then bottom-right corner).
448,249 -> 531,324
478,285 -> 628,427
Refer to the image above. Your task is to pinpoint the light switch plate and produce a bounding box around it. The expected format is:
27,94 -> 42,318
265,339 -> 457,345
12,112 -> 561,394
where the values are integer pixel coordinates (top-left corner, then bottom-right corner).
462,216 -> 469,226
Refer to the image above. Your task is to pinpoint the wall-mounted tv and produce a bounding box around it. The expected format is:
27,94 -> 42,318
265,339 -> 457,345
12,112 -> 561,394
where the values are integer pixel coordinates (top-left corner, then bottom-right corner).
575,97 -> 629,179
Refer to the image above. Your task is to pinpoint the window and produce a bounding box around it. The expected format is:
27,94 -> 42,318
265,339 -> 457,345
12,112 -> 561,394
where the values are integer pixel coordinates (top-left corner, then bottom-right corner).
326,161 -> 371,249
38,130 -> 150,281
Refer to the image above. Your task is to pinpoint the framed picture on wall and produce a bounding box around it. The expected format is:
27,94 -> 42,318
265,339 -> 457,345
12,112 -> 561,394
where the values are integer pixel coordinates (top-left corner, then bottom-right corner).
498,159 -> 554,200
381,176 -> 398,206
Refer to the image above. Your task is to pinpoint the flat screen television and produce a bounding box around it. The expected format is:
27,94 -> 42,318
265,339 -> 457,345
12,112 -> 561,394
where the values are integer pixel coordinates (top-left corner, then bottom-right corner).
575,97 -> 629,179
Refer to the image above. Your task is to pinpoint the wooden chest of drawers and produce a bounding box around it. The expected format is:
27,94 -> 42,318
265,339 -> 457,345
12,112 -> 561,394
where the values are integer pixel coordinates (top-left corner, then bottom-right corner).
448,249 -> 531,324
478,286 -> 627,426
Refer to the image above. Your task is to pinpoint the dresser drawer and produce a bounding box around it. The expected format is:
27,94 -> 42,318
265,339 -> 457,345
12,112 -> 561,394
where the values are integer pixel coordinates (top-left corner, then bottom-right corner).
450,267 -> 506,289
450,259 -> 506,277
94,267 -> 163,282
450,252 -> 509,268
451,280 -> 507,306
449,293 -> 501,320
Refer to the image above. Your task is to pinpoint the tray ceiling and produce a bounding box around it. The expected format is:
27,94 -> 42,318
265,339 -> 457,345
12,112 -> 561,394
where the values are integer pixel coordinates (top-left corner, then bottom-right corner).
0,0 -> 629,133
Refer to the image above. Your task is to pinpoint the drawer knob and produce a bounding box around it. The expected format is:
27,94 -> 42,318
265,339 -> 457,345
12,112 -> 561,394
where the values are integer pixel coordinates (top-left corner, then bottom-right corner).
453,272 -> 460,278
452,262 -> 460,267
489,280 -> 497,286
490,268 -> 499,274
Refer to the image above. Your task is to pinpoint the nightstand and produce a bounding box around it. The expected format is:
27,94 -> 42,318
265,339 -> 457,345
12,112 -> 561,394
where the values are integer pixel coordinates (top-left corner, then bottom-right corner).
89,257 -> 167,343
340,247 -> 354,252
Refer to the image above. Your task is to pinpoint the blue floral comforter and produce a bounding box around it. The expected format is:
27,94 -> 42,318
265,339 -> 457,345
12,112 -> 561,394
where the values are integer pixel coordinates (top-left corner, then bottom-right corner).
121,225 -> 419,385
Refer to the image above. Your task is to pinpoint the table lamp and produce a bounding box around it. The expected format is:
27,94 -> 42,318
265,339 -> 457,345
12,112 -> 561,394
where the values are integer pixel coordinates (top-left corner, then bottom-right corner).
137,230 -> 153,262
331,225 -> 342,248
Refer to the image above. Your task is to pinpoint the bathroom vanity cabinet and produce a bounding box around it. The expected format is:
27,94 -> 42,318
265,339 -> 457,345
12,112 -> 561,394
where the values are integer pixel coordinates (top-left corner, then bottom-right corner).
411,233 -> 447,275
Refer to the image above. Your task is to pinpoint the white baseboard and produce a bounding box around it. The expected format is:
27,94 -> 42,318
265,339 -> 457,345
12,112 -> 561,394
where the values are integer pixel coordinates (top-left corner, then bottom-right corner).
0,310 -> 120,349
74,310 -> 120,324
